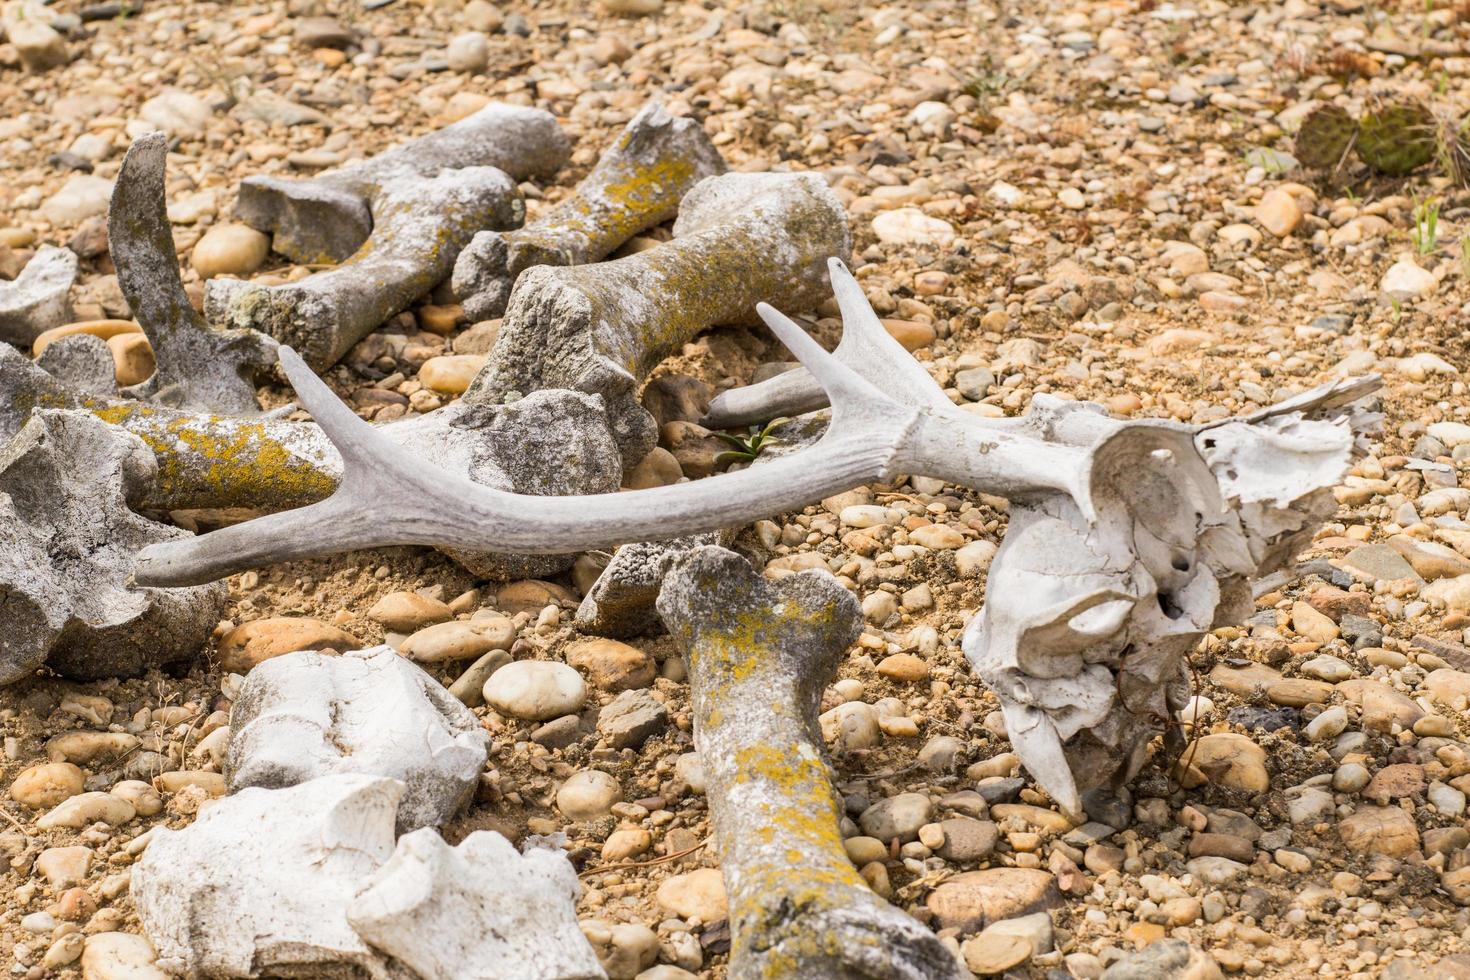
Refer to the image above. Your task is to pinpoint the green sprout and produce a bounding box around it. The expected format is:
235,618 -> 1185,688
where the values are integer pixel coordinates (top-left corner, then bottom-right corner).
714,418 -> 788,466
1412,197 -> 1441,255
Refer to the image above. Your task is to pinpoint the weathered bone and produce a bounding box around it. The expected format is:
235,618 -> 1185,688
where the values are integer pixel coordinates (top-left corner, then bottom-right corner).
703,363 -> 825,429
35,332 -> 118,395
0,244 -> 77,348
207,166 -> 524,371
452,101 -> 726,321
133,774 -> 403,978
464,170 -> 851,464
347,829 -> 606,980
656,546 -> 963,980
131,262 -> 1378,821
226,646 -> 489,832
0,410 -> 225,685
234,102 -> 569,264
110,133 -> 278,414
572,532 -> 726,638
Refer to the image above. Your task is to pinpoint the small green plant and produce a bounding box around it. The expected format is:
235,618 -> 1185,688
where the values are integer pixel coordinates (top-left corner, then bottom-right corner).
714,418 -> 788,466
1413,197 -> 1441,255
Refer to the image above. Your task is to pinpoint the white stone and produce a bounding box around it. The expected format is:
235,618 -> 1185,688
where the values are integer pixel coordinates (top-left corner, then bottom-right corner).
225,647 -> 489,832
557,769 -> 622,820
871,207 -> 956,247
348,829 -> 604,980
1303,705 -> 1348,742
485,660 -> 588,720
81,934 -> 169,980
446,32 -> 490,73
39,175 -> 113,224
1380,257 -> 1437,301
133,774 -> 402,977
138,89 -> 214,138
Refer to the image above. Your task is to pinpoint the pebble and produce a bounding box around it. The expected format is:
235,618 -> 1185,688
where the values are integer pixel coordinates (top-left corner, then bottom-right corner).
10,762 -> 85,808
483,660 -> 587,720
10,20 -> 69,71
37,792 -> 135,830
401,618 -> 514,662
871,207 -> 957,247
1338,805 -> 1420,857
601,0 -> 664,12
557,769 -> 622,820
820,701 -> 880,751
35,846 -> 93,889
446,31 -> 490,73
567,637 -> 656,691
1176,733 -> 1268,792
138,89 -> 213,138
191,224 -> 270,279
40,175 -> 113,225
597,689 -> 669,749
956,539 -> 998,576
655,868 -> 727,922
876,653 -> 929,682
926,868 -> 1060,930
80,933 -> 169,980
935,817 -> 999,862
1254,188 -> 1303,236
962,930 -> 1031,975
215,617 -> 360,673
368,591 -> 453,631
859,792 -> 933,842
108,332 -> 154,386
1380,256 -> 1437,300
418,354 -> 487,394
1303,706 -> 1347,741
581,920 -> 658,978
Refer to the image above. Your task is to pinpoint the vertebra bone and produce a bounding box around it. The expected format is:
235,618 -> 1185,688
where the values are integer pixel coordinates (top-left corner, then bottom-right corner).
226,646 -> 489,833
207,166 -> 524,371
110,133 -> 278,414
133,773 -> 402,978
234,102 -> 569,265
0,409 -> 225,685
0,244 -> 77,348
452,101 -> 726,321
655,546 -> 963,980
465,170 -> 850,465
347,829 -> 606,980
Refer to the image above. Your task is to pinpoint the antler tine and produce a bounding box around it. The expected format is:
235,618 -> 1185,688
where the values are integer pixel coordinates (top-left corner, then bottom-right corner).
135,318 -> 921,586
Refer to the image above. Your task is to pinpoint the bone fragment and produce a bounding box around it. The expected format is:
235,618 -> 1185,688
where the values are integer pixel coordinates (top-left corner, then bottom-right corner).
465,170 -> 850,465
453,101 -> 726,320
347,829 -> 606,980
226,646 -> 489,832
0,245 -> 77,347
35,333 -> 118,395
0,409 -> 225,686
655,546 -> 963,980
235,102 -> 569,264
208,166 -> 524,371
109,133 -> 277,414
133,774 -> 403,978
572,532 -> 726,638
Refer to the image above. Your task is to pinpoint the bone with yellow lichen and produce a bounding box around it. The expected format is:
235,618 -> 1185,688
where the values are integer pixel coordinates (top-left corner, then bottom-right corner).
655,546 -> 964,980
464,170 -> 850,467
452,101 -> 726,321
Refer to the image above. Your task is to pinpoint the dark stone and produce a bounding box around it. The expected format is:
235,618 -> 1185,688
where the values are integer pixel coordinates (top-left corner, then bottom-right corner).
1082,789 -> 1132,831
1340,614 -> 1383,649
973,776 -> 1025,805
1227,705 -> 1299,733
531,714 -> 583,750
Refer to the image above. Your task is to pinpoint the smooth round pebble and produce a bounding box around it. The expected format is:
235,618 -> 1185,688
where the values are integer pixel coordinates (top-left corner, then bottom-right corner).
483,660 -> 587,720
192,223 -> 270,279
557,769 -> 622,820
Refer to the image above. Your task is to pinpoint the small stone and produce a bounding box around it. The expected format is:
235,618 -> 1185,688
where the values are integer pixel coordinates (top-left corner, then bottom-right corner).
601,0 -> 664,13
601,828 -> 652,862
624,447 -> 682,489
1338,677 -> 1424,731
446,31 -> 489,73
567,637 -> 656,691
859,792 -> 934,843
909,524 -> 965,550
418,354 -> 487,394
108,332 -> 154,386
368,591 -> 453,631
882,318 -> 936,351
216,617 -> 359,673
139,89 -> 213,138
1338,805 -> 1420,857
10,20 -> 69,71
1187,832 -> 1254,864
483,660 -> 587,721
43,933 -> 86,970
1381,257 -> 1437,301
37,792 -> 135,830
1254,188 -> 1303,236
935,817 -> 999,862
35,846 -> 93,889
41,175 -> 113,225
80,933 -> 169,980
872,207 -> 956,247
1185,856 -> 1247,884
1342,543 -> 1420,583
597,689 -> 669,749
191,224 -> 269,279
820,701 -> 880,751
557,769 -> 622,820
1289,601 -> 1338,643
876,653 -> 929,682
1303,705 -> 1347,741
1361,763 -> 1426,805
655,868 -> 727,922
956,539 -> 998,576
1175,733 -> 1268,792
10,762 -> 85,809
497,579 -> 578,614
962,930 -> 1031,975
1267,678 -> 1334,707
1102,940 -> 1219,980
926,868 -> 1061,931
401,619 -> 514,663
581,920 -> 658,979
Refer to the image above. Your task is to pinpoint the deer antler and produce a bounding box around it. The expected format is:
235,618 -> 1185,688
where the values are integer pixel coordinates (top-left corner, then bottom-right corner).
132,258 -> 1217,587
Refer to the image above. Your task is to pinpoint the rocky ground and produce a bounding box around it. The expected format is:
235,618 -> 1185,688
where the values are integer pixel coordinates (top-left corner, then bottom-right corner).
3,0 -> 1470,977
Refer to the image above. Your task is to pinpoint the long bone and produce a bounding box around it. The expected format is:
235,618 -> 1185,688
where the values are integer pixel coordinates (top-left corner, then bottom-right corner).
463,170 -> 851,466
452,101 -> 726,321
234,102 -> 569,264
207,165 -> 525,371
110,133 -> 278,414
655,545 -> 964,980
